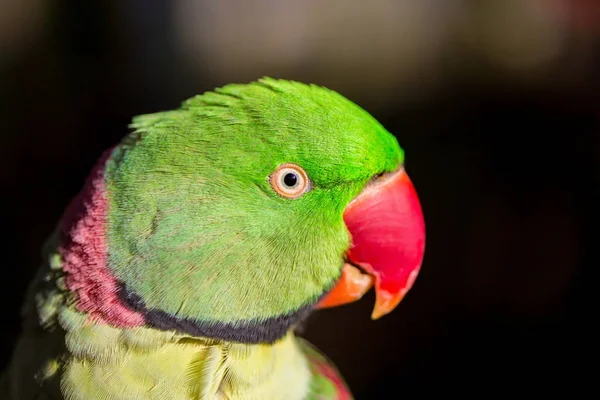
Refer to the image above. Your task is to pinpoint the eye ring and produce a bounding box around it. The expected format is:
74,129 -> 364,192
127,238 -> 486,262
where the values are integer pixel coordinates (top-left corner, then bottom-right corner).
269,163 -> 311,199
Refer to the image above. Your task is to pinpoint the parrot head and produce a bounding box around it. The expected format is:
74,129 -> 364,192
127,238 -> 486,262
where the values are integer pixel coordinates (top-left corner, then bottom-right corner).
59,78 -> 425,344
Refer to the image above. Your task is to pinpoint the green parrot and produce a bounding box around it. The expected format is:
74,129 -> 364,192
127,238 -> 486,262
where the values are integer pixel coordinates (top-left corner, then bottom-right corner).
2,78 -> 426,400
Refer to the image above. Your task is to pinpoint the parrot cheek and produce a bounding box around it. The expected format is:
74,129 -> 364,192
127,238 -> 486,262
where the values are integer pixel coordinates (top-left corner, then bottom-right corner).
316,168 -> 426,319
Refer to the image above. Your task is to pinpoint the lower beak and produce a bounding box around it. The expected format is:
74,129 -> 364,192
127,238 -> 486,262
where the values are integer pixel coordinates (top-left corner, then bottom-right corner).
317,168 -> 426,319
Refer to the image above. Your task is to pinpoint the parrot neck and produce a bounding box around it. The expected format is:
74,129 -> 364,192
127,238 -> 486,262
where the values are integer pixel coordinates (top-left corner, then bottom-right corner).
50,302 -> 314,399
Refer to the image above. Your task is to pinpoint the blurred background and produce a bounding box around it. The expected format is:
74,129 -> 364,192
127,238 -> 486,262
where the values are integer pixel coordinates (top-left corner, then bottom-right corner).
1,0 -> 597,397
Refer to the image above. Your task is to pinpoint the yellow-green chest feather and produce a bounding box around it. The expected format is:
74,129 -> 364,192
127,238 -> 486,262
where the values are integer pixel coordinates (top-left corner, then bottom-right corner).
66,313 -> 307,399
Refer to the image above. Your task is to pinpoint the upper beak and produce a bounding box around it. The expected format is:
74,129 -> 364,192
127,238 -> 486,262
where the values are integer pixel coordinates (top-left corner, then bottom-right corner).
316,167 -> 426,319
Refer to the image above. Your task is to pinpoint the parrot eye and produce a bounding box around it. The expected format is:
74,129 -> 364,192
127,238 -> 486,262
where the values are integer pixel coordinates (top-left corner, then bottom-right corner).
269,163 -> 311,199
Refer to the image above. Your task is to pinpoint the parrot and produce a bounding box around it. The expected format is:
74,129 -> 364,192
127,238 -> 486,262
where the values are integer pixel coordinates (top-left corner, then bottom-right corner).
2,77 -> 426,400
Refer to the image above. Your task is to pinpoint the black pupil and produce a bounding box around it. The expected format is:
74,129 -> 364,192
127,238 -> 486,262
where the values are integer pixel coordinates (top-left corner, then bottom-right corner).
283,173 -> 298,187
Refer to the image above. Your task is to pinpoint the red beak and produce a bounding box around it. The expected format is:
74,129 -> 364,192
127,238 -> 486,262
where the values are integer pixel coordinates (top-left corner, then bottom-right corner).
317,168 -> 426,319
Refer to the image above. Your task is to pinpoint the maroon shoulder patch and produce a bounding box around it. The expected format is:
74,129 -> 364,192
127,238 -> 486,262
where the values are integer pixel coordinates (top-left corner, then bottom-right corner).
58,148 -> 144,327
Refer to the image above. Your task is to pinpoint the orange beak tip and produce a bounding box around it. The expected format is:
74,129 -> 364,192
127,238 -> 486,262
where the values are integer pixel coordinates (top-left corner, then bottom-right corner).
371,289 -> 407,320
371,267 -> 421,319
316,263 -> 374,309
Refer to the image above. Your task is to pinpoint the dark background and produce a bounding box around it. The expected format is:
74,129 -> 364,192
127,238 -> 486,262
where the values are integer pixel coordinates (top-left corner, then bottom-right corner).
1,1 -> 597,397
